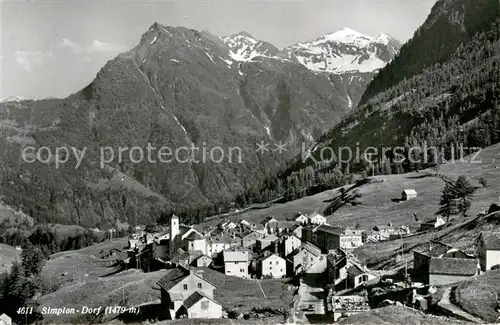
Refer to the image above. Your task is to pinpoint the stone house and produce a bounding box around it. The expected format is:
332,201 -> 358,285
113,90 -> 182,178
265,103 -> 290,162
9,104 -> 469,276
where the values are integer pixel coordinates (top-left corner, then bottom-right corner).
315,225 -> 363,253
326,249 -> 348,285
476,231 -> 500,271
279,234 -> 302,257
0,313 -> 12,325
256,253 -> 286,279
413,241 -> 473,283
261,216 -> 279,233
295,214 -> 309,225
347,265 -> 376,289
157,266 -> 221,319
402,189 -> 418,201
287,241 -> 321,275
194,255 -> 213,268
223,250 -> 249,278
308,212 -> 327,225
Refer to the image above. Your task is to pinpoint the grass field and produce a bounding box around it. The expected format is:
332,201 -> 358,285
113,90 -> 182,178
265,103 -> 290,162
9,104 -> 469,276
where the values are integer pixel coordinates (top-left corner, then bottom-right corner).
337,305 -> 466,325
0,243 -> 21,273
42,238 -> 129,290
193,267 -> 294,314
38,268 -> 167,323
211,143 -> 500,231
454,270 -> 500,322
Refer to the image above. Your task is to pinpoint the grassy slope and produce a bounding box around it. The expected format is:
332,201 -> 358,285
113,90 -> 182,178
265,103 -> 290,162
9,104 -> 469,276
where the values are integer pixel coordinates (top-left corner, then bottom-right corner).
42,238 -> 129,290
454,270 -> 500,322
193,267 -> 294,313
213,143 -> 500,229
0,243 -> 21,273
337,305 -> 466,325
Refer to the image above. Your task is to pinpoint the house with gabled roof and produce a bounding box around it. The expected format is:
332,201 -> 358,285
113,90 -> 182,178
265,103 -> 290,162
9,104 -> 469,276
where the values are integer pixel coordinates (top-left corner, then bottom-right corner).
347,264 -> 376,289
315,225 -> 363,253
326,249 -> 348,285
428,257 -> 479,286
0,313 -> 12,325
413,240 -> 474,283
157,266 -> 220,319
477,231 -> 500,271
279,234 -> 302,257
295,213 -> 309,225
287,241 -> 321,276
223,249 -> 249,278
176,291 -> 222,319
256,252 -> 286,279
308,212 -> 327,225
261,216 -> 279,233
402,189 -> 417,201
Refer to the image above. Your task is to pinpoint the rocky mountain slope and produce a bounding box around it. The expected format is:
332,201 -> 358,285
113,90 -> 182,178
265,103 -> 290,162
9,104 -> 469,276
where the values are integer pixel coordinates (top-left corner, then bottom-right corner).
0,23 -> 364,227
245,0 -> 500,208
221,28 -> 401,109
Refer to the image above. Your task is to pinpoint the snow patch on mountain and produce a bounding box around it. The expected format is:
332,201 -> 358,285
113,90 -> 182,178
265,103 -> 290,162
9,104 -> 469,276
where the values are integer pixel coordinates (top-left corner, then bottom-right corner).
0,96 -> 23,103
221,31 -> 279,62
287,27 -> 401,74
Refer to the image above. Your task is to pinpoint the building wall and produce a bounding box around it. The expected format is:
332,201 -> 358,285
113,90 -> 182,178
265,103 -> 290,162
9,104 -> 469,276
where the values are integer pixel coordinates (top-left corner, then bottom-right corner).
486,250 -> 500,270
167,275 -> 215,302
310,216 -> 326,225
316,232 -> 339,253
283,236 -> 302,257
429,273 -> 475,286
196,257 -> 212,267
187,298 -> 223,319
224,261 -> 249,278
339,235 -> 363,250
187,239 -> 206,254
207,243 -> 231,257
259,255 -> 286,278
153,242 -> 169,260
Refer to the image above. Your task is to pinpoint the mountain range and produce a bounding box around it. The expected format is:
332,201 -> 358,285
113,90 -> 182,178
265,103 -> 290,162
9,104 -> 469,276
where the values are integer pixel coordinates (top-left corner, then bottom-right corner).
0,25 -> 399,227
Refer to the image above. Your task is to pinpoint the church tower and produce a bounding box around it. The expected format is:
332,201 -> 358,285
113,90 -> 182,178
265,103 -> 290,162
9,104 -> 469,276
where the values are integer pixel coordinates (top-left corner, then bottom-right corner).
169,214 -> 180,256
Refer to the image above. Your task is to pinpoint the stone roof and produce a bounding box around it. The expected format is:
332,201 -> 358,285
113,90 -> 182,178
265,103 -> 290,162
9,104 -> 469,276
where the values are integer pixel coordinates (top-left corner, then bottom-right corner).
429,258 -> 478,276
185,231 -> 204,241
157,267 -> 190,291
347,264 -> 366,277
316,225 -> 346,235
479,231 -> 500,250
415,241 -> 452,258
183,291 -> 220,309
261,216 -> 278,225
402,189 -> 417,195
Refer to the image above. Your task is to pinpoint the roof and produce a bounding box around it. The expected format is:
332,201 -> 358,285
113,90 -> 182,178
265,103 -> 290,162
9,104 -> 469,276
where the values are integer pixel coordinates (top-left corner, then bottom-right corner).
308,212 -> 326,219
301,241 -> 321,256
185,231 -> 204,241
429,258 -> 478,276
402,189 -> 417,195
347,264 -> 366,277
223,250 -> 248,262
415,241 -> 452,258
157,267 -> 190,291
261,216 -> 278,225
316,225 -> 347,235
194,254 -> 212,261
479,232 -> 500,250
183,291 -> 220,309
258,253 -> 284,263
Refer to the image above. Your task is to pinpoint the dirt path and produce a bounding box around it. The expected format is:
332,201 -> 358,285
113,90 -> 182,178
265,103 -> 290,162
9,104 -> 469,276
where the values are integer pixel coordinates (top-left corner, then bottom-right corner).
438,287 -> 483,323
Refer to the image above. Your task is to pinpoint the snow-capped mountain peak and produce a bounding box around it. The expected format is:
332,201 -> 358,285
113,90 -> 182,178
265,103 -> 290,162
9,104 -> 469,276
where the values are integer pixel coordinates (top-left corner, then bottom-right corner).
221,31 -> 279,62
286,27 -> 401,74
0,96 -> 23,103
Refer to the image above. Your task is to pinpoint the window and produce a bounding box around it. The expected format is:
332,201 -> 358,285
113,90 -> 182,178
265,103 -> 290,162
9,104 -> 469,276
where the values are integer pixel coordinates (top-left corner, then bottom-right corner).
240,269 -> 244,273
183,284 -> 188,290
275,261 -> 279,265
201,301 -> 209,310
269,261 -> 272,265
197,283 -> 202,289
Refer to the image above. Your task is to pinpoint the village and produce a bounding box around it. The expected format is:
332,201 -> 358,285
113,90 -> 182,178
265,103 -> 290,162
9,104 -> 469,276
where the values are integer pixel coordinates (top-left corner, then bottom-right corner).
90,187 -> 500,323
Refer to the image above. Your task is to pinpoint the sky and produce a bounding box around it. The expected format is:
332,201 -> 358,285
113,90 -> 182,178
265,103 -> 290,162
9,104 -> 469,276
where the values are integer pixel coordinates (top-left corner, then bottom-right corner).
1,0 -> 437,100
